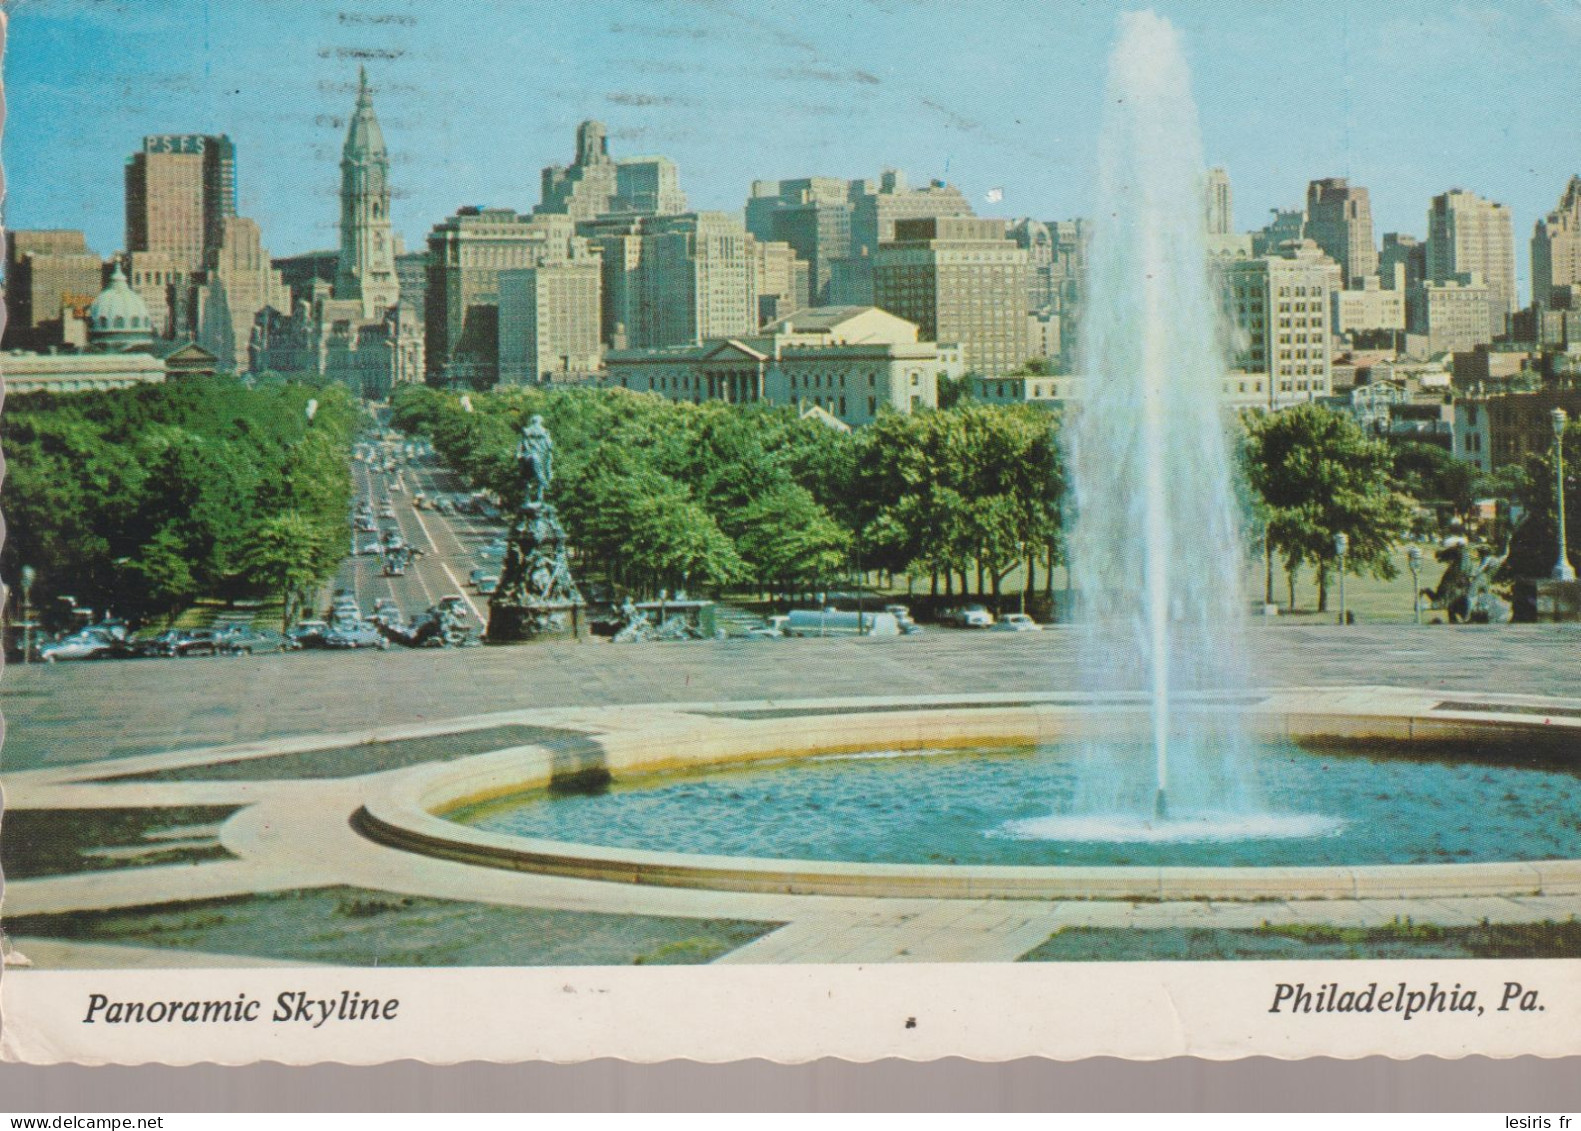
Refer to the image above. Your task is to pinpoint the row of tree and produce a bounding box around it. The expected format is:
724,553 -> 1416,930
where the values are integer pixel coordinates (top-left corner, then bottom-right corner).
3,376 -> 358,627
398,384 -> 1576,612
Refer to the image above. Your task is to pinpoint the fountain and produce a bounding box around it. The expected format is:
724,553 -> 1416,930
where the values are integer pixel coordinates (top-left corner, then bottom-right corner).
345,12 -> 1580,907
1052,9 -> 1266,833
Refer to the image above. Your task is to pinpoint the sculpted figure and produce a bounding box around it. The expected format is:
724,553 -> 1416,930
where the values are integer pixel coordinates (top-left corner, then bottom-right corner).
516,415 -> 554,504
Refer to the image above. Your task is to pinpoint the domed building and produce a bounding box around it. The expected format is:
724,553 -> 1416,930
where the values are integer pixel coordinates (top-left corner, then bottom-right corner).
87,263 -> 155,352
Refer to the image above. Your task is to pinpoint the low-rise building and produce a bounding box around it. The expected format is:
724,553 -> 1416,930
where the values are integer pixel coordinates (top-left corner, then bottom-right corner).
602,306 -> 957,427
1451,387 -> 1581,472
1,350 -> 166,394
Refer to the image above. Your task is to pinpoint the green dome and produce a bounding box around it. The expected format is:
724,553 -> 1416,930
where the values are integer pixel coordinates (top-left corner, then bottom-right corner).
88,263 -> 154,348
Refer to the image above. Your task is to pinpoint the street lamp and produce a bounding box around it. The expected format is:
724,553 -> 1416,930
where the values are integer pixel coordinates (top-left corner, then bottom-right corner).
1407,545 -> 1423,625
1551,408 -> 1575,583
1334,532 -> 1349,625
20,565 -> 36,664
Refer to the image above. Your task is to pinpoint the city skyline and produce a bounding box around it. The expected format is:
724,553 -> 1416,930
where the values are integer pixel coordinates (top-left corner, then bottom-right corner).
7,0 -> 1580,296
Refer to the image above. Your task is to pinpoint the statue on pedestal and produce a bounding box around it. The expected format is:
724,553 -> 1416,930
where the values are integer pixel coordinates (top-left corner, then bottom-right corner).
486,416 -> 585,643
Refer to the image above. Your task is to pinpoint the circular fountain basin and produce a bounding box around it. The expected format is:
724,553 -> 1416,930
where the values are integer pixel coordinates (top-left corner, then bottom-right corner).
352,690 -> 1581,901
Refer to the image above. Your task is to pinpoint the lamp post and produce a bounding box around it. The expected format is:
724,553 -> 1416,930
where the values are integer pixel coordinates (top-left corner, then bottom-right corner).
1552,408 -> 1575,582
1334,532 -> 1349,625
1407,545 -> 1422,625
20,565 -> 36,664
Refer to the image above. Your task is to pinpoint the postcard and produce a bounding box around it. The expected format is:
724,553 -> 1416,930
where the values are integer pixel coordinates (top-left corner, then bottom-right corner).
2,0 -> 1579,1066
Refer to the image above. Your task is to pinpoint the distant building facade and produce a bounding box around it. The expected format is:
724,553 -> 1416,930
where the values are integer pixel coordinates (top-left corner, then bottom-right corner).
536,120 -> 687,222
497,261 -> 603,384
874,216 -> 1031,376
1427,188 -> 1516,338
1412,278 -> 1493,356
1305,178 -> 1377,287
603,306 -> 958,427
1219,240 -> 1343,405
424,208 -> 592,385
2,230 -> 103,350
1532,176 -> 1581,310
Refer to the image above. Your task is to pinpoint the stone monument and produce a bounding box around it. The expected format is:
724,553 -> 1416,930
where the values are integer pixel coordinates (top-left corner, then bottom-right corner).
486,416 -> 587,642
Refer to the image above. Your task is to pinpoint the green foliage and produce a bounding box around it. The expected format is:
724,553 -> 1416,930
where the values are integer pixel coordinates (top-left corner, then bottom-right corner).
1502,421 -> 1581,581
1242,404 -> 1413,611
2,377 -> 355,624
1389,440 -> 1477,515
393,386 -> 1066,601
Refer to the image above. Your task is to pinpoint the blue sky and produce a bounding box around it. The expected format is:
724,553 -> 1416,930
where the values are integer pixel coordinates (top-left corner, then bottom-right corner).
5,0 -> 1579,295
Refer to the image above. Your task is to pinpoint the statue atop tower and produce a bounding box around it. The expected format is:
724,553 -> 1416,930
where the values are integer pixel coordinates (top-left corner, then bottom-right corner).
334,66 -> 400,319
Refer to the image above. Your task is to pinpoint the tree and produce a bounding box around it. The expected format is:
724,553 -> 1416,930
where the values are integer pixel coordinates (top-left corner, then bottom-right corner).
238,512 -> 337,629
1391,440 -> 1477,519
1243,404 -> 1411,612
1502,418 -> 1581,582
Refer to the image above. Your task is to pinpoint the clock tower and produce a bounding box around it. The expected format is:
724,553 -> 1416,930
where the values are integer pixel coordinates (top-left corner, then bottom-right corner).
334,67 -> 400,318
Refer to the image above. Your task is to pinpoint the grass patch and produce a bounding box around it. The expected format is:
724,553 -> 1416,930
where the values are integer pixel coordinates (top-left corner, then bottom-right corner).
97,724 -> 589,783
1018,916 -> 1581,961
1,806 -> 239,879
4,885 -> 779,967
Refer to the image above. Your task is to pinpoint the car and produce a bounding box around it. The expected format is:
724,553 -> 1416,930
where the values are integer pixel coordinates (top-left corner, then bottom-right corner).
214,626 -> 284,655
475,575 -> 499,595
136,629 -> 222,657
40,630 -> 126,662
378,505 -> 396,520
323,620 -> 391,650
943,604 -> 995,629
287,620 -> 332,649
478,539 -> 508,561
990,613 -> 1043,632
358,539 -> 383,555
413,493 -> 427,509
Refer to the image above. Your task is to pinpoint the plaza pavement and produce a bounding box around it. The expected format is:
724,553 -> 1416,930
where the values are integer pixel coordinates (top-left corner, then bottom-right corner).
4,626 -> 1581,966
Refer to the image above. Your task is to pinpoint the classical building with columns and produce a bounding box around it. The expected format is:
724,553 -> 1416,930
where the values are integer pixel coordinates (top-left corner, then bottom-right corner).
601,306 -> 960,427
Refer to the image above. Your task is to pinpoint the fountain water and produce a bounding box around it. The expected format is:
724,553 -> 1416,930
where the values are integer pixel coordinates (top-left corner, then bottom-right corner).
1052,11 -> 1268,832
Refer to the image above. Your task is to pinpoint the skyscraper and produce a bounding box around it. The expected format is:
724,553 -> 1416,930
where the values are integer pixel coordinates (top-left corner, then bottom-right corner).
536,120 -> 687,222
1204,167 -> 1233,236
334,68 -> 400,319
874,216 -> 1031,375
1305,178 -> 1377,287
1427,189 -> 1516,338
2,230 -> 103,349
1532,176 -> 1581,309
124,134 -> 236,274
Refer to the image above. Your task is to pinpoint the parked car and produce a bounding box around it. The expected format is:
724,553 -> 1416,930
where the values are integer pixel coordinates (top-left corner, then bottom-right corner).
136,629 -> 222,657
358,539 -> 384,555
475,575 -> 499,595
990,613 -> 1043,632
323,620 -> 390,650
41,629 -> 127,662
378,504 -> 396,520
285,620 -> 332,650
943,604 -> 995,628
478,539 -> 508,561
214,626 -> 284,654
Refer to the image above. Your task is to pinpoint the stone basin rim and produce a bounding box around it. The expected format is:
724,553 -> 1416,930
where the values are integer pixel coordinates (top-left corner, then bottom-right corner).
351,687 -> 1581,903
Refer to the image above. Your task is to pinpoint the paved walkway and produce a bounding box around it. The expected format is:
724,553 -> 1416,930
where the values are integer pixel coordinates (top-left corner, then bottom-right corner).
4,628 -> 1581,966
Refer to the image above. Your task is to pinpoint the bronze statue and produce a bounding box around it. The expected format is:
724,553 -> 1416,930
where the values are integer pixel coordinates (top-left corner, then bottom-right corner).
515,415 -> 554,504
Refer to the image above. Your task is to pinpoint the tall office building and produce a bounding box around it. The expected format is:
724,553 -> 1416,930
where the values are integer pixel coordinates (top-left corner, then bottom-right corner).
874,216 -> 1031,375
1427,189 -> 1516,338
497,260 -> 603,384
425,208 -> 592,384
1305,178 -> 1377,287
536,120 -> 687,222
195,216 -> 288,372
1532,176 -> 1581,309
334,68 -> 400,319
124,134 -> 236,274
1379,233 -> 1427,291
637,212 -> 756,349
1204,167 -> 1233,236
1219,240 -> 1343,406
746,171 -> 972,306
2,230 -> 103,349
